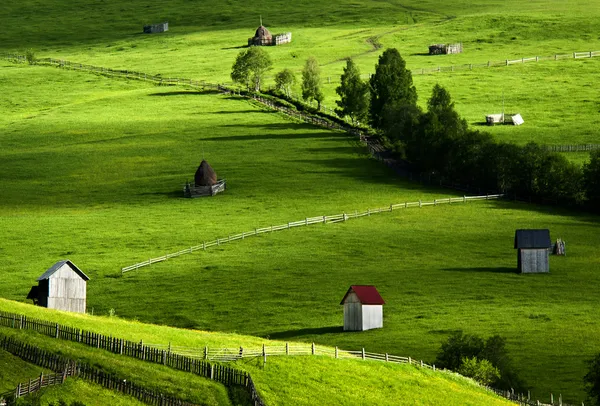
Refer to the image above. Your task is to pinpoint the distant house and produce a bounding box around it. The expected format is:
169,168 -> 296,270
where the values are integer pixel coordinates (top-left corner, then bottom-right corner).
514,229 -> 551,273
144,22 -> 168,34
340,285 -> 385,331
27,260 -> 89,313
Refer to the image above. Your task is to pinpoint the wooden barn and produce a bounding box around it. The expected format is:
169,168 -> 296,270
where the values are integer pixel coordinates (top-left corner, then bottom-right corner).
27,260 -> 89,313
340,285 -> 385,331
514,229 -> 551,273
183,160 -> 226,198
144,22 -> 168,34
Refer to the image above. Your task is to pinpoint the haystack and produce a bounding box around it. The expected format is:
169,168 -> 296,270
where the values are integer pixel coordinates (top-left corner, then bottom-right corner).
194,160 -> 217,186
248,25 -> 273,46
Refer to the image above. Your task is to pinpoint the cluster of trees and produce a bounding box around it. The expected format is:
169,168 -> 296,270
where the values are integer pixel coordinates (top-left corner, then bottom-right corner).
435,331 -> 525,391
334,48 -> 600,210
231,47 -> 324,109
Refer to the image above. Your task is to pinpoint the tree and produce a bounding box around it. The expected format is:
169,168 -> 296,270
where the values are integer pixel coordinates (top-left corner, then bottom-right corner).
335,58 -> 369,124
585,353 -> 600,405
584,150 -> 600,211
301,56 -> 324,109
458,357 -> 501,387
369,48 -> 417,130
274,68 -> 296,97
436,331 -> 526,391
230,47 -> 272,92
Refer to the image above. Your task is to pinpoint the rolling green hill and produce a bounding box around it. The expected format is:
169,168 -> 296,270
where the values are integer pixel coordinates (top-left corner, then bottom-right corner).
0,299 -> 514,405
2,0 -> 600,404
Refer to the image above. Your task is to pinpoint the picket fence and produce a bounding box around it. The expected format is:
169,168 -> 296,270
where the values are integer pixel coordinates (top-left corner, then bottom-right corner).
0,310 -> 581,406
0,336 -> 201,406
412,50 -> 600,75
0,370 -> 69,404
120,194 -> 503,273
0,312 -> 264,406
544,144 -> 600,153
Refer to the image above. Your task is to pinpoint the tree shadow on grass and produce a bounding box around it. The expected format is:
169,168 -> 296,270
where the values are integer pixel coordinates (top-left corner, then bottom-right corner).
442,267 -> 516,274
266,326 -> 343,340
137,190 -> 183,199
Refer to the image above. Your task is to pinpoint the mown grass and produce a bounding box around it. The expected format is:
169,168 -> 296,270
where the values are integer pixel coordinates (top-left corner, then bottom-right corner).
0,300 -> 514,406
1,62 -> 600,403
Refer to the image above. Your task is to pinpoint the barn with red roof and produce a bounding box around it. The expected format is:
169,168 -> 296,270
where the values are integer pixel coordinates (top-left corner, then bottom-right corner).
340,285 -> 385,331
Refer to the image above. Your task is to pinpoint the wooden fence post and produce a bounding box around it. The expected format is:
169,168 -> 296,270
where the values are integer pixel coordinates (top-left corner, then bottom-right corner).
286,342 -> 289,355
204,346 -> 208,360
311,342 -> 315,355
362,348 -> 365,360
419,200 -> 422,208
335,346 -> 338,359
210,364 -> 214,380
385,353 -> 389,362
55,323 -> 59,339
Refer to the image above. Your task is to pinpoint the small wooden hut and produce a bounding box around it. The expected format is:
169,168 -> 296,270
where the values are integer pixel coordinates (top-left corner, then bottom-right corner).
184,160 -> 226,197
27,260 -> 89,313
143,22 -> 168,34
340,285 -> 385,331
514,229 -> 551,273
429,43 -> 463,55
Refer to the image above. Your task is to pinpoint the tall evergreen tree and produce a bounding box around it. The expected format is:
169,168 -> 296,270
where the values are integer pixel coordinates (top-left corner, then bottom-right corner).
335,58 -> 369,124
369,48 -> 417,129
301,56 -> 324,109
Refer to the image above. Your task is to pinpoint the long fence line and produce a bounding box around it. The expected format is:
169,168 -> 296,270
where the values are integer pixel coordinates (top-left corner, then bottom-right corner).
543,144 -> 600,153
0,312 -> 265,406
0,310 -> 573,406
0,335 -> 201,406
0,369 -> 69,404
412,50 -> 600,75
120,194 -> 502,273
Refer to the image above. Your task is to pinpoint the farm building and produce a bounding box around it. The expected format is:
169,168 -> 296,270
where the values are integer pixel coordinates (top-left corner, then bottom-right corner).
429,43 -> 463,55
486,113 -> 524,126
143,22 -> 168,34
340,285 -> 385,331
26,260 -> 89,313
183,160 -> 226,198
248,25 -> 292,46
514,229 -> 551,273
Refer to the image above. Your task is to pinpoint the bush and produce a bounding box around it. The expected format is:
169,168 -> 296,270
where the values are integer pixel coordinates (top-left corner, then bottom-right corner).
584,353 -> 600,405
458,356 -> 501,386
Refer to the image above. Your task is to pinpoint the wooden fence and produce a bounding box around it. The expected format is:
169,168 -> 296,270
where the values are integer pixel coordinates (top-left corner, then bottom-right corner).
120,194 -> 503,273
412,50 -> 600,75
0,312 -> 265,406
0,370 -> 69,404
0,311 -> 579,406
543,144 -> 600,153
0,335 -> 202,406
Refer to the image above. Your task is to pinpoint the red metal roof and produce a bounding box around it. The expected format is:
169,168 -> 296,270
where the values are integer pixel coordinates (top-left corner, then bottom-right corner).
340,285 -> 385,305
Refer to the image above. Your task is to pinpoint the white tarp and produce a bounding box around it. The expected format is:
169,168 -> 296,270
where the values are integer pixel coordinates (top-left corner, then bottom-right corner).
511,114 -> 524,126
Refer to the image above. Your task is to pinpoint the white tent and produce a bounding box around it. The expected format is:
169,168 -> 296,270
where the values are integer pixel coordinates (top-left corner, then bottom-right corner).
511,114 -> 524,126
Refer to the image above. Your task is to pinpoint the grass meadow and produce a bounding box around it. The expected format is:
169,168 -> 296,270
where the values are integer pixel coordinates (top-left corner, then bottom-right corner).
2,0 -> 600,404
0,300 -> 514,406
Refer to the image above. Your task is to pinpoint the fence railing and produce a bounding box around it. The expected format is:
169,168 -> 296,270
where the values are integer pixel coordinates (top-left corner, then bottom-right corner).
543,144 -> 600,153
0,310 -> 578,406
0,336 -> 202,406
120,194 -> 502,273
412,50 -> 600,75
0,369 -> 69,404
0,311 -> 265,406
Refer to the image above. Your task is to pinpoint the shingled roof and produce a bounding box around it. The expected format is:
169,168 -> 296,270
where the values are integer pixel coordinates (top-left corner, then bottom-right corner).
37,260 -> 90,281
514,229 -> 551,249
340,285 -> 385,305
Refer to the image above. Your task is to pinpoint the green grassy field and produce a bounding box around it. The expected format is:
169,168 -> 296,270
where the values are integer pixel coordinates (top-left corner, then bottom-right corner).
2,0 -> 600,404
0,299 -> 515,406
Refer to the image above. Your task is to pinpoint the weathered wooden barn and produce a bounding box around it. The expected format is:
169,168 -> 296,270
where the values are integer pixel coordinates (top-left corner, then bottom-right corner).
144,22 -> 169,34
183,160 -> 226,197
514,229 -> 551,273
27,260 -> 89,313
340,285 -> 385,331
429,43 -> 463,55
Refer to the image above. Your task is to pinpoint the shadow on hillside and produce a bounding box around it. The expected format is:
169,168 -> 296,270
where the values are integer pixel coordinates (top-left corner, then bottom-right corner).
443,267 -> 515,274
211,109 -> 266,114
266,326 -> 343,340
410,52 -> 431,56
148,90 -> 218,97
221,45 -> 247,50
137,190 -> 183,199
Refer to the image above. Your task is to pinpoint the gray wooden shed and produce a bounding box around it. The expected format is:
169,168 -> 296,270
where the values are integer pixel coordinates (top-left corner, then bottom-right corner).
514,229 -> 551,273
27,260 -> 89,313
340,285 -> 385,331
